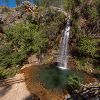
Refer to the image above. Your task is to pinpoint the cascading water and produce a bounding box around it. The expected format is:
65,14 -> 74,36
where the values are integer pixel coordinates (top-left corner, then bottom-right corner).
57,17 -> 71,70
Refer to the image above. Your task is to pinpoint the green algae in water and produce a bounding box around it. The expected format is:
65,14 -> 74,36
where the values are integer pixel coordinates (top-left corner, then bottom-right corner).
38,67 -> 85,90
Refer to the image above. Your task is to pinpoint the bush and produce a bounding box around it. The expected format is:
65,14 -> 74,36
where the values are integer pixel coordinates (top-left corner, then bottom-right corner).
73,38 -> 100,71
77,38 -> 97,57
0,67 -> 19,79
34,0 -> 61,7
0,44 -> 12,67
38,8 -> 65,48
0,23 -> 48,67
65,75 -> 82,91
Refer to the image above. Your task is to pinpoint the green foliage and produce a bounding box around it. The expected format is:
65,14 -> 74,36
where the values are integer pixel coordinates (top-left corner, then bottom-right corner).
0,43 -> 12,67
63,0 -> 82,12
65,75 -> 82,90
5,23 -> 48,52
0,23 -> 48,67
40,12 -> 65,36
74,38 -> 100,71
34,0 -> 61,7
63,0 -> 76,11
77,38 -> 97,57
37,8 -> 65,48
69,0 -> 100,68
22,7 -> 65,43
0,67 -> 19,79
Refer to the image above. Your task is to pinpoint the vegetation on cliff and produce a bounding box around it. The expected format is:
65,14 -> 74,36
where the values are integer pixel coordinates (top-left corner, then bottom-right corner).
0,0 -> 100,99
0,1 -> 66,78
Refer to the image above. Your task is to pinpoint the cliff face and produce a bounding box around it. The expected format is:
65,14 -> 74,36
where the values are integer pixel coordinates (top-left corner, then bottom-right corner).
0,3 -> 67,29
0,1 -> 67,69
0,5 -> 36,25
0,1 -> 99,72
70,0 -> 100,38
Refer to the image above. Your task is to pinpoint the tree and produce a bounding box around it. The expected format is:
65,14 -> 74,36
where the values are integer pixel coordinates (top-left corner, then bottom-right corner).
34,0 -> 61,7
77,38 -> 97,57
0,23 -> 48,67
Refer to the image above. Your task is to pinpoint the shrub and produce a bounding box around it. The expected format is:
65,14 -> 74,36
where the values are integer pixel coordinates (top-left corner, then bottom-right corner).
77,38 -> 97,57
0,23 -> 48,67
0,43 -> 12,67
73,38 -> 100,71
38,9 -> 65,48
34,0 -> 61,7
0,67 -> 19,79
65,75 -> 82,91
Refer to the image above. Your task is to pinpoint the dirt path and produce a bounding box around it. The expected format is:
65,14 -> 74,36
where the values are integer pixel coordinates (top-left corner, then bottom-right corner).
0,74 -> 32,100
0,55 -> 39,100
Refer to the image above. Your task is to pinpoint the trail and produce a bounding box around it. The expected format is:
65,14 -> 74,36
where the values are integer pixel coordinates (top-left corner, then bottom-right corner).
0,54 -> 39,100
0,74 -> 32,100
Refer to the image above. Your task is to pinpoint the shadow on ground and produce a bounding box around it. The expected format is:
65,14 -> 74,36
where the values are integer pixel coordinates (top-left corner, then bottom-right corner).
0,85 -> 12,97
24,94 -> 40,100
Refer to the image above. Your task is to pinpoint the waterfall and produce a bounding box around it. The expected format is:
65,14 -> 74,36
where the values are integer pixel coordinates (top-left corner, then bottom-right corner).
57,17 -> 70,70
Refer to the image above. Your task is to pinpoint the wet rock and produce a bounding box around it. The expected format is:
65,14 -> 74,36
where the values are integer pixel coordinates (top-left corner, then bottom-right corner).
72,82 -> 100,100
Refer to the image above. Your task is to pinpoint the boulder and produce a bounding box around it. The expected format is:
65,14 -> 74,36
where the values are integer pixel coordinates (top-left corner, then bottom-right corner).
28,54 -> 39,64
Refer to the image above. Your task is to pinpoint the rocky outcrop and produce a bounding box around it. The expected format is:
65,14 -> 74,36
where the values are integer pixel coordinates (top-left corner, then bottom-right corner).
50,6 -> 69,17
0,1 -> 37,25
70,82 -> 100,100
28,55 -> 39,64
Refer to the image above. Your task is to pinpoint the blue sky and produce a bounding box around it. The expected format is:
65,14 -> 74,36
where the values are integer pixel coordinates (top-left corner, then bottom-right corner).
0,0 -> 16,8
0,0 -> 35,7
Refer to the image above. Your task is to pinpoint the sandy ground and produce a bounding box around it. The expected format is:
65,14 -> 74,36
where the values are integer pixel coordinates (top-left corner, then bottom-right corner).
0,56 -> 39,100
0,74 -> 32,100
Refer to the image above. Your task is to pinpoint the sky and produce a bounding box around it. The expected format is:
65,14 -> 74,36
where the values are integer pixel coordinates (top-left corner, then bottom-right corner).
0,0 -> 16,8
0,0 -> 35,8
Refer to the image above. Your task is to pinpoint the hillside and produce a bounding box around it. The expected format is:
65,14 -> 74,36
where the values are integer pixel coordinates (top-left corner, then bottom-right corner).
0,0 -> 100,100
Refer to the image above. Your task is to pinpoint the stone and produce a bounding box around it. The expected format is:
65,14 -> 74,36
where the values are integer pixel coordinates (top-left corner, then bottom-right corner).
28,54 -> 39,64
21,64 -> 33,70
